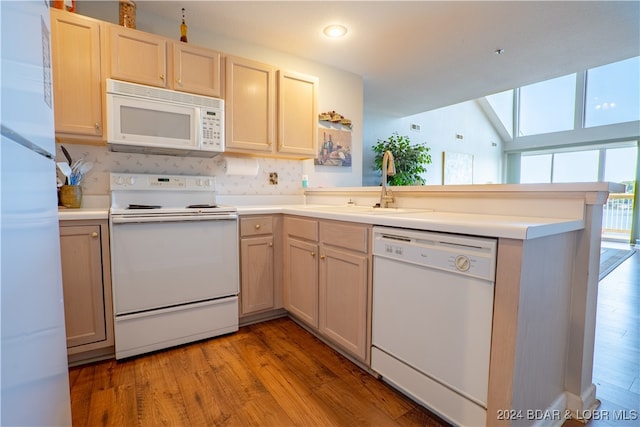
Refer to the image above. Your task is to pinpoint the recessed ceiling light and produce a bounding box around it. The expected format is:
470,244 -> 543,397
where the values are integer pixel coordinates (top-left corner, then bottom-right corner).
323,24 -> 348,38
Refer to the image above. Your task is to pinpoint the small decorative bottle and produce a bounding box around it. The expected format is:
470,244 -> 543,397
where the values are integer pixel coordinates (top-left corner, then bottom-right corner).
180,8 -> 188,42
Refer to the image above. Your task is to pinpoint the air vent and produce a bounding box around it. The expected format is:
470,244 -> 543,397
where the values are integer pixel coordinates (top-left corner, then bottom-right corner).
106,79 -> 223,109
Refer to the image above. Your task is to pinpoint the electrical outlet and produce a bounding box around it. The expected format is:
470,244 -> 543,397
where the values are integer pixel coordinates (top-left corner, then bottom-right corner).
269,172 -> 278,185
410,123 -> 421,132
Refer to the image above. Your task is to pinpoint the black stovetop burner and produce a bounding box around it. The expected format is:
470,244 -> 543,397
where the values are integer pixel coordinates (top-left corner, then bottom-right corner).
187,204 -> 218,209
126,204 -> 219,210
128,204 -> 162,209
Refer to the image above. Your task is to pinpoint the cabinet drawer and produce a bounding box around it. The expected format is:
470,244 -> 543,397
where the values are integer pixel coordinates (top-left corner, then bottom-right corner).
240,216 -> 273,237
320,221 -> 369,253
284,217 -> 318,242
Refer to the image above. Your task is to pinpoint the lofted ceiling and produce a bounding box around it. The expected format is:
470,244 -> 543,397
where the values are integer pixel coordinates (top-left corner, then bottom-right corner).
136,1 -> 640,117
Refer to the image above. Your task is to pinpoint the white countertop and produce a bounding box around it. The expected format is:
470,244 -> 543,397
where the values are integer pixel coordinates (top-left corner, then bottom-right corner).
57,202 -> 584,240
58,192 -> 584,240
58,207 -> 109,221
238,205 -> 584,240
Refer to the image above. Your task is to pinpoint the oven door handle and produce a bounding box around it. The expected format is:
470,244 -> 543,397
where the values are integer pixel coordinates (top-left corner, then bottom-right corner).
111,214 -> 237,224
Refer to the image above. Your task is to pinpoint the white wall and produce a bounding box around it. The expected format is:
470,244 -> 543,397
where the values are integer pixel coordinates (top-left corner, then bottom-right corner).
363,100 -> 503,186
75,1 -> 363,194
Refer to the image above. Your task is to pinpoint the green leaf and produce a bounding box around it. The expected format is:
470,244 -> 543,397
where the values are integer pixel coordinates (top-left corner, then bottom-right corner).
372,132 -> 432,186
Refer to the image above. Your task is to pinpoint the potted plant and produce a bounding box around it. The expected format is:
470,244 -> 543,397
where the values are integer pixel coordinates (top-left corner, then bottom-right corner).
372,132 -> 432,185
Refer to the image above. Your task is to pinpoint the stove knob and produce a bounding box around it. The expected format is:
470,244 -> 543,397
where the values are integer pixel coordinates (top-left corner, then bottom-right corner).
114,176 -> 124,185
126,176 -> 136,186
196,179 -> 203,186
206,179 -> 214,187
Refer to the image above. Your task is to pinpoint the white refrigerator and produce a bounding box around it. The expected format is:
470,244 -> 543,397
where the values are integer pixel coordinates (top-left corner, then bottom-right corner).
1,1 -> 73,425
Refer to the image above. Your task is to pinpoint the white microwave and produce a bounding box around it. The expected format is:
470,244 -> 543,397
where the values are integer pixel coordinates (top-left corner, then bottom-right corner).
106,79 -> 224,157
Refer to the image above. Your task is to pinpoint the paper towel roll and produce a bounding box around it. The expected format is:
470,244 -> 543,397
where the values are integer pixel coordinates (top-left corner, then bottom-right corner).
222,157 -> 259,176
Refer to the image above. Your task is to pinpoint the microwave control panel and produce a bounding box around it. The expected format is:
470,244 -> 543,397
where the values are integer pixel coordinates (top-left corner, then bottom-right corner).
201,109 -> 224,151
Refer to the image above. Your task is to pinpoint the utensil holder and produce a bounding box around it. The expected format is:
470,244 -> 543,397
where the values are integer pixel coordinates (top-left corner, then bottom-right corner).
60,185 -> 82,208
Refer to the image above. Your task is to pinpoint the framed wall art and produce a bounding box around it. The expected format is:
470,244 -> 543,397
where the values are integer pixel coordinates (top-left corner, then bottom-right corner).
316,128 -> 352,167
442,151 -> 473,185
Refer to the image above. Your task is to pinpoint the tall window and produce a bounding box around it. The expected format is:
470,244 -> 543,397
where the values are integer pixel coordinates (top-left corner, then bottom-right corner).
585,57 -> 640,128
552,150 -> 599,183
518,74 -> 576,136
520,154 -> 552,183
520,143 -> 638,242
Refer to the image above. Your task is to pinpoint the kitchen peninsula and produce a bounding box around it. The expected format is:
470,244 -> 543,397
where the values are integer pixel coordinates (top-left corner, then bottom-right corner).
60,182 -> 622,426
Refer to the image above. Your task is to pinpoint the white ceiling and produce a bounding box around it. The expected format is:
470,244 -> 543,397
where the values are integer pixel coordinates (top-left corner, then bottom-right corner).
137,1 -> 640,117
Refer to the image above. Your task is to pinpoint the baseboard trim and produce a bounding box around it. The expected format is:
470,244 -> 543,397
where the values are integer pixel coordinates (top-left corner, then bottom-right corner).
565,384 -> 601,422
531,393 -> 568,427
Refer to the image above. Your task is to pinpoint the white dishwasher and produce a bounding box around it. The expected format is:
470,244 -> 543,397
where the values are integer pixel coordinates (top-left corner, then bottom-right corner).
371,226 -> 497,426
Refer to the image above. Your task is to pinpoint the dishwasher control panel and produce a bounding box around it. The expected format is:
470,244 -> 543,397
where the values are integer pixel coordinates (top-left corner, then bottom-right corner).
373,226 -> 497,281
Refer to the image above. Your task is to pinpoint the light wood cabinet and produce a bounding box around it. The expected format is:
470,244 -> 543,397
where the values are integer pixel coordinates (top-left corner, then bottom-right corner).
283,217 -> 319,327
50,8 -> 104,144
318,221 -> 370,361
225,57 -> 318,158
239,216 -> 275,315
109,25 -> 222,97
225,55 -> 276,153
283,216 -> 371,362
277,70 -> 318,157
109,25 -> 168,88
172,43 -> 222,97
59,220 -> 113,364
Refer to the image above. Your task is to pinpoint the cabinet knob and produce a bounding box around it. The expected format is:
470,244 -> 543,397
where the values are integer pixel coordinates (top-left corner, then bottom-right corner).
268,242 -> 273,247
320,255 -> 326,260
95,122 -> 101,131
176,78 -> 182,85
91,232 -> 98,238
160,74 -> 165,80
310,252 -> 316,257
255,224 -> 261,229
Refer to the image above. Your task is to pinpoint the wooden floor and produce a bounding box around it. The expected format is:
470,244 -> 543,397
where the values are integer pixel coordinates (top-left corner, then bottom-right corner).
68,317 -> 448,427
565,247 -> 640,427
69,247 -> 639,427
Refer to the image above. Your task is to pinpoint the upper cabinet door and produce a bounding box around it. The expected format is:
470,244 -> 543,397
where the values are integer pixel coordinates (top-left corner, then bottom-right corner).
225,55 -> 276,153
277,70 -> 318,157
109,25 -> 167,88
50,9 -> 103,140
173,43 -> 221,97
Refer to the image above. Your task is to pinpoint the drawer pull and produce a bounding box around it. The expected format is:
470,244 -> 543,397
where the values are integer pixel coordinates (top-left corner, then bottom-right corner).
255,224 -> 261,229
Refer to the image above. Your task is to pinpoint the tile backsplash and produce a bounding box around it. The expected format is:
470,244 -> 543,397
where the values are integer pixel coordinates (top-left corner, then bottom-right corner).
56,143 -> 305,196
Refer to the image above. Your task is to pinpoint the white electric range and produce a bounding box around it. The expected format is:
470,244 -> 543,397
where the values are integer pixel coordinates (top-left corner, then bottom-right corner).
109,173 -> 239,359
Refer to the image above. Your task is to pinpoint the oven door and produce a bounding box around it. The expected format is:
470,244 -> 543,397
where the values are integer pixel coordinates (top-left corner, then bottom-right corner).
110,215 -> 238,315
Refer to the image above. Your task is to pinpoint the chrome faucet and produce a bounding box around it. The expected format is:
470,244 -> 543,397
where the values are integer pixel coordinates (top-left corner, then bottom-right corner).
380,150 -> 396,208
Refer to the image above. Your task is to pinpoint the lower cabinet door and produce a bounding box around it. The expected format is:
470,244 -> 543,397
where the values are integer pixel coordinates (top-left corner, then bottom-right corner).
319,245 -> 368,361
240,235 -> 275,315
284,237 -> 318,327
59,225 -> 107,349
